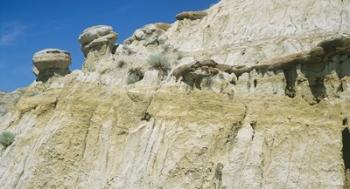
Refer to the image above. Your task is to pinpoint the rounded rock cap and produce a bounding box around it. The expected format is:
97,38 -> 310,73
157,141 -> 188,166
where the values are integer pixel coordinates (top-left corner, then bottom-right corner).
32,48 -> 71,71
33,48 -> 70,57
79,25 -> 117,46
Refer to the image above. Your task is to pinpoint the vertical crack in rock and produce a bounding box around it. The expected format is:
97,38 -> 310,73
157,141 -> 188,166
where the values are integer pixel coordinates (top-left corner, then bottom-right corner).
13,164 -> 25,188
338,81 -> 345,93
283,66 -> 297,98
96,121 -> 103,143
153,122 -> 167,173
13,134 -> 45,188
253,79 -> 258,88
225,122 -> 243,145
344,117 -> 349,126
215,163 -> 224,189
140,82 -> 164,122
308,76 -> 326,103
82,108 -> 96,159
142,94 -> 156,122
242,103 -> 248,121
225,103 -> 248,144
294,62 -> 328,102
250,121 -> 257,141
342,127 -> 350,189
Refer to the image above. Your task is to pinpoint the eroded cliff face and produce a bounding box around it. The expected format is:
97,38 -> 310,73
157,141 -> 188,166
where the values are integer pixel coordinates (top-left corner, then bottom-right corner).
0,0 -> 350,189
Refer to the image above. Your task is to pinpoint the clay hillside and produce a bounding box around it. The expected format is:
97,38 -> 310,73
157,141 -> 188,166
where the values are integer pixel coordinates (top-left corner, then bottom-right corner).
0,0 -> 350,188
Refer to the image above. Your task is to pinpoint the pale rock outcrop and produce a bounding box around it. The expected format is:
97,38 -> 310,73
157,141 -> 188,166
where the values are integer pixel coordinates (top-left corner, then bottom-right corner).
1,0 -> 350,189
32,49 -> 71,82
166,0 -> 350,65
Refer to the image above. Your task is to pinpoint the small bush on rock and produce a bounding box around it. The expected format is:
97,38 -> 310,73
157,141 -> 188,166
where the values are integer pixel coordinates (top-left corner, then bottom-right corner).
117,60 -> 126,68
0,131 -> 15,148
147,53 -> 171,76
127,67 -> 144,84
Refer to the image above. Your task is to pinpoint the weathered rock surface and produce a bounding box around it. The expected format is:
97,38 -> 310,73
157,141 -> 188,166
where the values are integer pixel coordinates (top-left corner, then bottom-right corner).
124,23 -> 170,47
1,0 -> 350,189
79,25 -> 118,71
79,25 -> 117,56
32,49 -> 71,82
176,11 -> 208,21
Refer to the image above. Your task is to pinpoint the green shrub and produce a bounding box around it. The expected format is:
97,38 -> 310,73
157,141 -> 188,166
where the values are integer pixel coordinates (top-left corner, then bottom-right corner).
0,131 -> 15,148
147,53 -> 171,75
127,67 -> 144,84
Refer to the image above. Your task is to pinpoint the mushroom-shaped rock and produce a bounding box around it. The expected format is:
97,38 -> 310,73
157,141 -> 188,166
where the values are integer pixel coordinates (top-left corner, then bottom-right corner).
176,11 -> 208,21
79,25 -> 118,57
32,49 -> 71,82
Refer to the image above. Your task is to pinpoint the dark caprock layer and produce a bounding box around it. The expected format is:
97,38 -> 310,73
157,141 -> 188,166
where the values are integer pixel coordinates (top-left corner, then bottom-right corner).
172,37 -> 350,100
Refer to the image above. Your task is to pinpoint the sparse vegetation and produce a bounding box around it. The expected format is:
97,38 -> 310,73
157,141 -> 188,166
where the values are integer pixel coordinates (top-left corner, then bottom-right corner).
127,67 -> 144,84
147,53 -> 171,77
117,60 -> 126,68
0,131 -> 15,148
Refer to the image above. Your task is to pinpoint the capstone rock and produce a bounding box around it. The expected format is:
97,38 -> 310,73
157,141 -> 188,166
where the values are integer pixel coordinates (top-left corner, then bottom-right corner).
32,48 -> 71,82
79,25 -> 118,72
79,25 -> 118,57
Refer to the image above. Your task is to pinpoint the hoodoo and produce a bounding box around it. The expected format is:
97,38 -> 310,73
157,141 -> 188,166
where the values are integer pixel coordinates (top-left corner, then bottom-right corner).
32,48 -> 71,82
79,25 -> 118,71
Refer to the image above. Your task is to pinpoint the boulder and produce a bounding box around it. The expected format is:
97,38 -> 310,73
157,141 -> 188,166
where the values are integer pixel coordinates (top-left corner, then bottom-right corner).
79,25 -> 118,57
32,49 -> 71,82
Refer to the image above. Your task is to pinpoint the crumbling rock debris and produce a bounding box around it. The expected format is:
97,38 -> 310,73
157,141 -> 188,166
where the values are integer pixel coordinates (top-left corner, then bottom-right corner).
176,11 -> 208,21
32,49 -> 71,82
172,59 -> 253,87
124,23 -> 170,46
79,25 -> 118,57
172,59 -> 256,89
172,59 -> 226,89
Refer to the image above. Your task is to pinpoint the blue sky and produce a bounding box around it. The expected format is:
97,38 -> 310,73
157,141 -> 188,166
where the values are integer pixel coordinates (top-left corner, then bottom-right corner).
0,0 -> 218,92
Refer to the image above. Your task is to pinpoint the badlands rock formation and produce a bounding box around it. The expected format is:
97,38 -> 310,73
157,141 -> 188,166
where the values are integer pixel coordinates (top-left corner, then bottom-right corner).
1,0 -> 350,189
32,49 -> 71,82
79,25 -> 118,71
